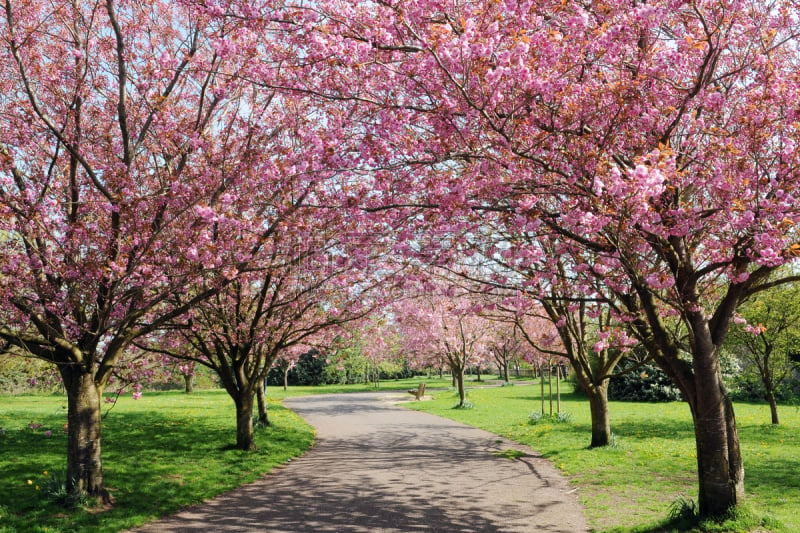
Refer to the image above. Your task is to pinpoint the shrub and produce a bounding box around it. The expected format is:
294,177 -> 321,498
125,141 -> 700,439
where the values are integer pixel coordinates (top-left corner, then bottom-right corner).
529,411 -> 573,424
565,372 -> 586,397
727,366 -> 800,403
267,350 -> 328,386
555,411 -> 573,423
608,363 -> 683,402
378,361 -> 414,380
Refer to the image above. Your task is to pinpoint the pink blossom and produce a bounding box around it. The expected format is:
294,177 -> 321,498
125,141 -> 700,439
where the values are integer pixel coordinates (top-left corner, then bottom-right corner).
592,340 -> 609,353
745,323 -> 767,335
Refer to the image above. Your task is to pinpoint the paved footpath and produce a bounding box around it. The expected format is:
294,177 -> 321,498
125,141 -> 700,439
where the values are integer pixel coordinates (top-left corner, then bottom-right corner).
134,392 -> 589,532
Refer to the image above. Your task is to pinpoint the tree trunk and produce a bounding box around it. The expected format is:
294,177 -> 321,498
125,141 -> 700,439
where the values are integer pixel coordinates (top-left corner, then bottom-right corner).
556,366 -> 561,414
283,367 -> 290,391
476,364 -> 482,382
256,380 -> 270,427
689,352 -> 745,517
183,374 -> 194,394
503,362 -> 510,382
61,365 -> 112,503
766,390 -> 780,425
587,382 -> 612,448
540,366 -> 545,415
235,393 -> 257,451
548,366 -> 553,416
455,367 -> 466,407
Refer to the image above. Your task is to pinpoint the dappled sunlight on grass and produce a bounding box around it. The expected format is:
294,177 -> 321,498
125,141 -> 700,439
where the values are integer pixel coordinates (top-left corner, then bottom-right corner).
0,390 -> 314,533
3,383 -> 797,532
408,382 -> 799,532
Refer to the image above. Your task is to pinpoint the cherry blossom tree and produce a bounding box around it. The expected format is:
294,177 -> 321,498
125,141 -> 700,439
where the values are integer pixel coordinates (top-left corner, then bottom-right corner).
273,346 -> 302,391
410,221 -> 637,445
139,228 -> 385,450
354,316 -> 403,387
0,0 -> 318,501
176,361 -> 197,394
288,0 -> 800,516
487,321 -> 526,383
456,236 -> 639,446
394,287 -> 491,407
518,296 -> 635,446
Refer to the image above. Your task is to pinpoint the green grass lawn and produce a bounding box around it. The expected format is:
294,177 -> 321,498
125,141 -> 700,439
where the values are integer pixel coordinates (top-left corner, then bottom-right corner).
0,390 -> 314,533
3,379 -> 796,532
406,382 -> 800,532
263,374 -> 457,399
0,376 -> 449,532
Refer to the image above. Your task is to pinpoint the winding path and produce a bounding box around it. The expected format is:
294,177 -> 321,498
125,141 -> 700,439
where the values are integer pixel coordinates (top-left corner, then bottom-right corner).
134,392 -> 588,532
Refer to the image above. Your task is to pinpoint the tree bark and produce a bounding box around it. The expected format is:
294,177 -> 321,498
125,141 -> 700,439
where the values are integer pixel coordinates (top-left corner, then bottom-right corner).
680,345 -> 745,517
692,392 -> 745,516
759,345 -> 780,425
256,380 -> 270,427
767,391 -> 780,425
586,382 -> 612,448
540,367 -> 545,415
283,367 -> 290,391
235,393 -> 257,451
61,364 -> 112,503
556,366 -> 561,414
452,364 -> 466,407
183,374 -> 194,394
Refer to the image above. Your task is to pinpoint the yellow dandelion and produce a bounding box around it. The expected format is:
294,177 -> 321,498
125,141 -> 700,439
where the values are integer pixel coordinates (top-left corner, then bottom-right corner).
27,479 -> 33,485
43,470 -> 48,476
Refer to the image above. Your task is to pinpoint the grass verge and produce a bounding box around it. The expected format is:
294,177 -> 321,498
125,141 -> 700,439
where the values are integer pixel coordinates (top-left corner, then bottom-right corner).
0,390 -> 314,533
406,383 -> 799,533
0,374 -> 471,532
263,375 -> 456,399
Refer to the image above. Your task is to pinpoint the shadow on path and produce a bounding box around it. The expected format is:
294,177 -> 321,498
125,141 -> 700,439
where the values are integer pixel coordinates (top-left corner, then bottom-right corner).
132,393 -> 588,532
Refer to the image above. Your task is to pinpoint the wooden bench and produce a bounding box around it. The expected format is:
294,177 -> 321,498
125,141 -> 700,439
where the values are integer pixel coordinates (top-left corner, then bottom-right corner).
407,382 -> 426,400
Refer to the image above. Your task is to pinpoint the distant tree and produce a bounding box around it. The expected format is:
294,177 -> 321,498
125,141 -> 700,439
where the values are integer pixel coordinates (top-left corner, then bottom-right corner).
272,348 -> 302,391
395,287 -> 489,407
142,249 -> 376,451
293,350 -> 328,386
178,363 -> 196,394
513,294 -> 635,448
725,282 -> 800,424
485,318 -> 530,383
